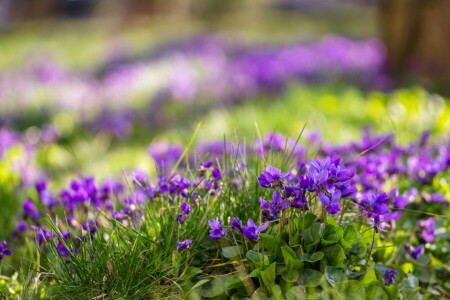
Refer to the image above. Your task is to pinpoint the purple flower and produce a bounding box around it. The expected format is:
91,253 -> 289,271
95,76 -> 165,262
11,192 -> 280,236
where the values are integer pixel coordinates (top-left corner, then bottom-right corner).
181,202 -> 191,215
0,241 -> 13,260
242,219 -> 269,240
177,202 -> 191,224
360,191 -> 391,218
82,220 -> 97,235
404,244 -> 424,260
382,268 -> 398,286
208,220 -> 226,240
11,221 -> 27,238
199,161 -> 213,169
57,241 -> 70,257
419,218 -> 435,243
290,188 -> 308,209
30,226 -> 56,245
429,193 -> 446,203
258,166 -> 289,188
318,189 -> 342,215
259,189 -> 290,220
256,132 -> 286,156
22,199 -> 41,222
230,218 -> 243,232
327,163 -> 355,183
177,239 -> 194,250
212,168 -> 222,180
36,180 -> 47,193
56,241 -> 79,257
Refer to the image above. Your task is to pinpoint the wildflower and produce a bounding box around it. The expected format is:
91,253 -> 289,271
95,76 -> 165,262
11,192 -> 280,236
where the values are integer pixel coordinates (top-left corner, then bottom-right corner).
22,199 -> 41,222
176,202 -> 191,224
256,132 -> 286,156
382,268 -> 398,286
177,239 -> 194,250
360,191 -> 390,218
30,226 -> 56,245
404,244 -> 424,260
259,189 -> 290,220
230,218 -> 243,232
36,180 -> 47,193
212,168 -> 222,180
181,202 -> 191,214
56,241 -> 79,257
242,219 -> 269,240
289,188 -> 308,209
11,221 -> 27,238
429,193 -> 446,203
318,189 -> 342,215
208,220 -> 226,240
57,241 -> 70,257
419,218 -> 435,243
258,166 -> 289,188
0,241 -> 13,260
82,220 -> 97,235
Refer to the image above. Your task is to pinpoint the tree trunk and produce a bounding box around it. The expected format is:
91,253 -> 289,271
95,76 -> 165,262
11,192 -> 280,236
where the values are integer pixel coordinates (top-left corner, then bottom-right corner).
379,0 -> 450,88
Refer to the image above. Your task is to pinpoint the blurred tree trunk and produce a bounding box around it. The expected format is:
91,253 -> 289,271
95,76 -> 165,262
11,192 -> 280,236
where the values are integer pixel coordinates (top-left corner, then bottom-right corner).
22,0 -> 55,19
379,0 -> 450,87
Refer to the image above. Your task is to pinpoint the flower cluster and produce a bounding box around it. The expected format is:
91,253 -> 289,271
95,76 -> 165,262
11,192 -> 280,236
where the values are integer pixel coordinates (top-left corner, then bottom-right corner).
0,36 -> 389,138
0,241 -> 13,260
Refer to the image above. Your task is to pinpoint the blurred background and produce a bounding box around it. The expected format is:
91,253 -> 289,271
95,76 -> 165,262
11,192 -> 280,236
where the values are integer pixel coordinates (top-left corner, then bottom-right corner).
1,0 -> 449,86
0,0 -> 449,190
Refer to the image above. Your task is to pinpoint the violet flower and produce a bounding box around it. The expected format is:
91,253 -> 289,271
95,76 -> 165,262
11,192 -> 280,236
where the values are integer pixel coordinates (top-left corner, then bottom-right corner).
242,219 -> 269,240
176,202 -> 191,224
208,220 -> 226,240
360,191 -> 391,218
318,189 -> 342,215
404,244 -> 424,260
258,166 -> 289,188
382,268 -> 398,286
419,218 -> 435,243
177,239 -> 194,250
0,241 -> 13,260
259,189 -> 290,220
230,218 -> 243,232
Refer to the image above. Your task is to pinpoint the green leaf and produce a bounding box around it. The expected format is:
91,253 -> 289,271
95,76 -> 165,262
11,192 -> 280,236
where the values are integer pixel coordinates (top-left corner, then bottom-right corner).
300,251 -> 324,263
336,280 -> 366,300
202,275 -> 243,298
248,269 -> 260,278
246,250 -> 270,269
260,233 -> 284,258
304,222 -> 325,246
251,287 -> 269,300
340,224 -> 358,252
321,224 -> 342,246
182,266 -> 203,280
271,284 -> 283,300
299,269 -> 323,287
260,262 -> 277,290
222,246 -> 243,260
366,285 -> 389,300
282,246 -> 303,270
202,277 -> 226,298
399,273 -> 420,300
323,244 -> 346,268
360,265 -> 377,287
295,213 -> 317,231
324,266 -> 348,287
282,269 -> 299,282
224,275 -> 243,290
285,286 -> 306,300
186,279 -> 210,298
